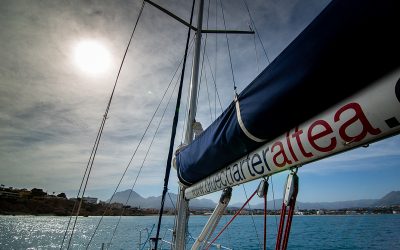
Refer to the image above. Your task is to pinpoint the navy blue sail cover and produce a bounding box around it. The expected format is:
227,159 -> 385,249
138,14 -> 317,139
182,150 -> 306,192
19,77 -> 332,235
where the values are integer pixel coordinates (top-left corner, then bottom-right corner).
176,0 -> 400,186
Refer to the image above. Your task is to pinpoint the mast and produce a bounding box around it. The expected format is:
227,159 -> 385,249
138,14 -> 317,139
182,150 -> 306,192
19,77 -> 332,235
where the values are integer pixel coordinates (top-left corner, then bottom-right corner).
144,0 -> 253,248
184,0 -> 204,144
174,0 -> 204,249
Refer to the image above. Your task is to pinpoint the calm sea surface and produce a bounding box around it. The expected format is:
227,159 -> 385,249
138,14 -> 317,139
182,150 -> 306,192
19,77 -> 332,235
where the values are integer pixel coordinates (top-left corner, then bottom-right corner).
0,214 -> 399,249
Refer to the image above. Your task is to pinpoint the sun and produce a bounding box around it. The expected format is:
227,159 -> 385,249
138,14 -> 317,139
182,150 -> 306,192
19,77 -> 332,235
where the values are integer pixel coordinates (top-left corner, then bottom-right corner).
74,40 -> 111,75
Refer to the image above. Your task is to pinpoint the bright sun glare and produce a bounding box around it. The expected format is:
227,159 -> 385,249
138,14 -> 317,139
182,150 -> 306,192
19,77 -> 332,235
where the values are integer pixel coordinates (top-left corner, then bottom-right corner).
74,40 -> 110,75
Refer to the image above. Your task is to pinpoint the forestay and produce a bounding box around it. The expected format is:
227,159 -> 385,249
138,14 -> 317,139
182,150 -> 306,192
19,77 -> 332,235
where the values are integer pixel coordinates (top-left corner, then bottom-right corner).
176,0 -> 400,186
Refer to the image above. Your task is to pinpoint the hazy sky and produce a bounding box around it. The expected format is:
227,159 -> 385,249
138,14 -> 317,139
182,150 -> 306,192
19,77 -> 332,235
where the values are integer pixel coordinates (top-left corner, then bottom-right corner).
0,0 -> 399,206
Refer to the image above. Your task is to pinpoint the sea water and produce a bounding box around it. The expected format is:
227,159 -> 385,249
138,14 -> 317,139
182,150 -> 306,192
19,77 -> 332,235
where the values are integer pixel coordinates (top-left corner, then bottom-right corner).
0,214 -> 399,249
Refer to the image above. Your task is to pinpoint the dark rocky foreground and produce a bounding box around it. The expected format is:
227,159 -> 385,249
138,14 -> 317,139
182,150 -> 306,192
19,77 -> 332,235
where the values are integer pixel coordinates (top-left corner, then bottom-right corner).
0,196 -> 164,216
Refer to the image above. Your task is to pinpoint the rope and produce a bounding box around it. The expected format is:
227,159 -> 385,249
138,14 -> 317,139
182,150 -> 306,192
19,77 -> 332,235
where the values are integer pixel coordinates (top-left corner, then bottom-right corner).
214,0 -> 218,120
84,27 -> 189,250
276,172 -> 299,250
204,70 -> 213,123
154,0 -> 197,248
167,192 -> 177,213
270,176 -> 279,233
204,0 -> 214,122
220,214 -> 233,250
205,189 -> 257,250
61,95 -> 109,249
275,203 -> 287,250
106,67 -> 181,248
253,32 -> 261,73
140,224 -> 155,250
196,0 -> 214,122
264,192 -> 267,250
64,3 -> 147,249
65,111 -> 107,250
61,119 -> 103,248
195,0 -> 211,109
60,196 -> 78,249
205,53 -> 223,112
219,0 -> 237,94
242,185 -> 262,249
282,204 -> 295,250
241,0 -> 271,64
197,46 -> 214,124
85,31 -> 194,249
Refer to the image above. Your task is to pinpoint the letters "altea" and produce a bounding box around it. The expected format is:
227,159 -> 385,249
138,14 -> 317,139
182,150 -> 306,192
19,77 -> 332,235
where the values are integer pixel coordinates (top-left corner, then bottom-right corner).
270,102 -> 381,168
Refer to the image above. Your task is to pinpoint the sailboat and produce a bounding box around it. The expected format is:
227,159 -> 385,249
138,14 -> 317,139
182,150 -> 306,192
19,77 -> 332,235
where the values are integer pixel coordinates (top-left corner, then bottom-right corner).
169,0 -> 400,249
60,0 -> 399,249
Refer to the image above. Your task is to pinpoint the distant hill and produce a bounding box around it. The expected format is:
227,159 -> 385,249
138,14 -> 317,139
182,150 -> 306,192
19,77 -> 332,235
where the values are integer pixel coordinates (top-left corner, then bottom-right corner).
108,190 -> 216,209
109,190 -> 400,210
230,191 -> 400,210
230,199 -> 377,210
373,191 -> 400,206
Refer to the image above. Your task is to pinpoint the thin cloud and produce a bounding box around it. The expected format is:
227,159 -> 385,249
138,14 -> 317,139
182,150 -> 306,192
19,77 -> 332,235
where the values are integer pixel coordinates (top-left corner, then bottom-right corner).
2,0 -> 397,205
300,136 -> 400,175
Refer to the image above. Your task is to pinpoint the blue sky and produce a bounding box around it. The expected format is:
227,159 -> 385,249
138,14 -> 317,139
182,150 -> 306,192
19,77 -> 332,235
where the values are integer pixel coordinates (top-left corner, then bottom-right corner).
0,0 -> 399,206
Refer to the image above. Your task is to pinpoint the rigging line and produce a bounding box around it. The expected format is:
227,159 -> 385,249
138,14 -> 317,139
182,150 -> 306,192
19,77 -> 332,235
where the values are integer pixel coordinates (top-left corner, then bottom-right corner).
253,32 -> 261,73
206,0 -> 211,29
205,52 -> 223,112
160,227 -> 169,250
220,214 -> 233,250
106,70 -> 181,248
219,0 -> 237,93
61,125 -> 101,248
164,192 -> 177,246
171,187 -> 179,239
241,0 -> 271,64
167,192 -> 177,213
154,0 -> 197,248
204,0 -> 213,121
69,0 -> 145,244
192,34 -> 223,114
61,105 -> 107,249
67,0 -> 147,247
84,30 -> 191,249
66,114 -> 107,250
204,69 -> 214,123
263,188 -> 267,250
195,0 -> 212,122
242,184 -> 262,250
204,0 -> 212,123
205,0 -> 214,123
89,61 -> 182,248
140,224 -> 156,250
205,189 -> 258,250
214,0 -> 218,122
197,44 -> 213,123
270,176 -> 279,233
60,187 -> 84,248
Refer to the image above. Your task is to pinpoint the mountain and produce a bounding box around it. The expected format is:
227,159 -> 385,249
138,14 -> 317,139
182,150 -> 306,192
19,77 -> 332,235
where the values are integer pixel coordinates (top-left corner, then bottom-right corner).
373,191 -> 400,206
108,190 -> 147,207
295,199 -> 377,210
108,190 -> 216,209
109,190 -> 400,210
